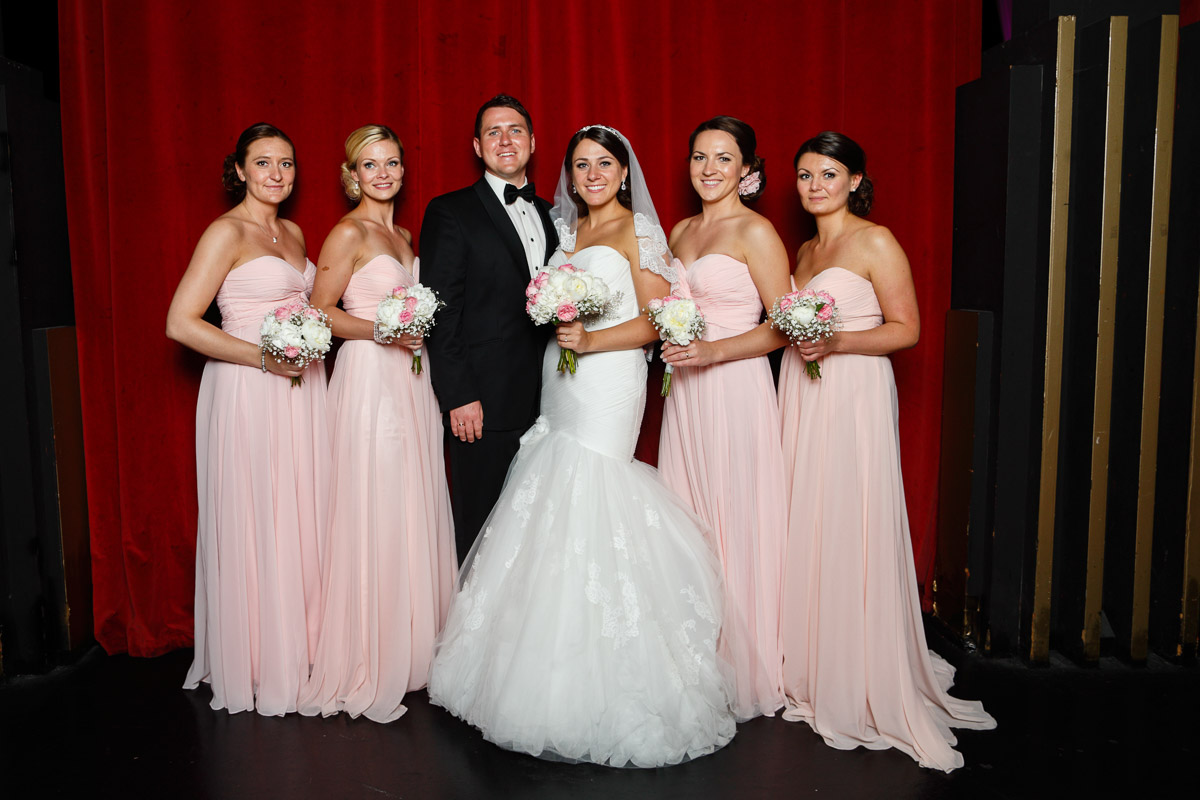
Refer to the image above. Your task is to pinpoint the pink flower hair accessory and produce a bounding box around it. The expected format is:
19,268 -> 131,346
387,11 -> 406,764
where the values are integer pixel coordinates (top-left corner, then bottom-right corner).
737,171 -> 762,197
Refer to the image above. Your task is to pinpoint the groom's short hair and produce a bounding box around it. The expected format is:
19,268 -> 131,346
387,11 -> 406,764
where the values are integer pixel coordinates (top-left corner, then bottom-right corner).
474,94 -> 534,139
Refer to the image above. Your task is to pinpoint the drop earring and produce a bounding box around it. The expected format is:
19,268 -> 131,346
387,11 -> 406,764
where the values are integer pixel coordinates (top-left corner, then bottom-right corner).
621,179 -> 626,191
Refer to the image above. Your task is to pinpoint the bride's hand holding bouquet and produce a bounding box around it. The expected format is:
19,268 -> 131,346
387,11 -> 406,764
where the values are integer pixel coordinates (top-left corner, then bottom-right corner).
525,262 -> 613,374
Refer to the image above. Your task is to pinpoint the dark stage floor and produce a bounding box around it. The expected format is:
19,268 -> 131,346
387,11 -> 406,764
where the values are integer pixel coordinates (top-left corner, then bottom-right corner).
1,630 -> 1196,799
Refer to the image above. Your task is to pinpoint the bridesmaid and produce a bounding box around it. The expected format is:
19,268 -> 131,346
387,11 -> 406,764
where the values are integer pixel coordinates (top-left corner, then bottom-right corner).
299,125 -> 456,722
167,123 -> 329,716
778,132 -> 995,770
658,116 -> 791,720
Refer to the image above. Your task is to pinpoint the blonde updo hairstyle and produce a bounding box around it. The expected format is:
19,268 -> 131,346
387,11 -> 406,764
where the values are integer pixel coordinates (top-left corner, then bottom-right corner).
341,124 -> 404,202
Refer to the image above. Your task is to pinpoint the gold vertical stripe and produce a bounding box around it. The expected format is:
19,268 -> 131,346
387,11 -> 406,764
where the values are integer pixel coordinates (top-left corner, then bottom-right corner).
1131,15 -> 1179,661
1083,16 -> 1128,662
1182,268 -> 1200,657
1031,15 -> 1076,664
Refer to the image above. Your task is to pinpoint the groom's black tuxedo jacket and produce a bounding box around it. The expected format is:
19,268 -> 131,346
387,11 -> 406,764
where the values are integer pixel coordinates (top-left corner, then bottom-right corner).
420,177 -> 558,432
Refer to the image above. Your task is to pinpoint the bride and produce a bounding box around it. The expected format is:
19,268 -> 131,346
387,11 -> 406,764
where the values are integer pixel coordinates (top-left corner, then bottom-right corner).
428,125 -> 736,767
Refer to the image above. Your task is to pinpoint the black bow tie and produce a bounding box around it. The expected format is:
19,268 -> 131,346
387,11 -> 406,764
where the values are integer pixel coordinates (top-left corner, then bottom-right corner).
503,181 -> 537,205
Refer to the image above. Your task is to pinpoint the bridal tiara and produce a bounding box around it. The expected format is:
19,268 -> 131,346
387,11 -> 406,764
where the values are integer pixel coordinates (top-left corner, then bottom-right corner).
576,124 -> 623,137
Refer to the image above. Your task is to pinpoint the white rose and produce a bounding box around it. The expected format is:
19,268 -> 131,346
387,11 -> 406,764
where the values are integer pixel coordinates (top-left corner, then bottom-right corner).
564,275 -> 590,301
302,318 -> 331,348
282,327 -> 304,348
663,300 -> 697,332
377,297 -> 403,328
794,305 -> 816,326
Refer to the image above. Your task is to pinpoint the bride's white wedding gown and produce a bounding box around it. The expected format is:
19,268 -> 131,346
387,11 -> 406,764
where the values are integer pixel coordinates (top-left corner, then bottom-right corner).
428,245 -> 736,768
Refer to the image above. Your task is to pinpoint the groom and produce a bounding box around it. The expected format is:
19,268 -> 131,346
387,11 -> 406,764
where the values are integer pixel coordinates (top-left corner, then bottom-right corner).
421,94 -> 558,561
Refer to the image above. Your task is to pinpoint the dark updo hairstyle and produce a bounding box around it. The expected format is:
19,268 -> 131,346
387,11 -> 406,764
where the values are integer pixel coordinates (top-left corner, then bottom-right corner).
688,115 -> 766,202
563,126 -> 632,218
793,131 -> 873,216
474,94 -> 534,139
222,122 -> 295,197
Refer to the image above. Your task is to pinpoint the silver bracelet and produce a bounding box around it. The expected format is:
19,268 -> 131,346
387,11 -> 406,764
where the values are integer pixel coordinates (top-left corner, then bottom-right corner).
260,347 -> 268,373
373,321 -> 388,345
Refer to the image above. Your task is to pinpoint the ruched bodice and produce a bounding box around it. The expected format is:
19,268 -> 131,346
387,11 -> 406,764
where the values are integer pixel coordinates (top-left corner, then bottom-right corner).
217,256 -> 316,339
341,255 -> 420,319
538,246 -> 646,461
675,254 -> 763,337
803,267 -> 883,332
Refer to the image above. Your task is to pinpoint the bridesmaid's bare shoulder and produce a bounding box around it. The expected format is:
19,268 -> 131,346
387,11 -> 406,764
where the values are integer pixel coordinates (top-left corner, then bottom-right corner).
668,214 -> 700,251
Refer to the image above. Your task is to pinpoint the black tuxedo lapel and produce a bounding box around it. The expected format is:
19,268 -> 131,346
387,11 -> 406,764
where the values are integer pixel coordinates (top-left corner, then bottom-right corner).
535,200 -> 557,265
473,179 -> 528,279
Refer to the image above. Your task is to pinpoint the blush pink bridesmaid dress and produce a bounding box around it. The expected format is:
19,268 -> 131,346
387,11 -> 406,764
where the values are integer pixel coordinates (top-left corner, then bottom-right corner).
298,255 -> 457,723
778,266 -> 995,772
658,253 -> 787,720
183,256 -> 330,716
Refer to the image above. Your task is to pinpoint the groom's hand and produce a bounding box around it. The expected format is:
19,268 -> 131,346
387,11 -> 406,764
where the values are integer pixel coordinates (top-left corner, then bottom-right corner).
450,401 -> 484,443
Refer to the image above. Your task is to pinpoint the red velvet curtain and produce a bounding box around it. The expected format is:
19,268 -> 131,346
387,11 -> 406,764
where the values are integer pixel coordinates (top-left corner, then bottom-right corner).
59,0 -> 981,656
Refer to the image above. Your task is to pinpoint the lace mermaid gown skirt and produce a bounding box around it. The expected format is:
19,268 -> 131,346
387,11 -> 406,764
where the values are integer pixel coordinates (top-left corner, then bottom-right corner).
658,254 -> 788,720
298,256 -> 457,723
428,247 -> 736,768
184,257 -> 330,716
778,267 -> 996,771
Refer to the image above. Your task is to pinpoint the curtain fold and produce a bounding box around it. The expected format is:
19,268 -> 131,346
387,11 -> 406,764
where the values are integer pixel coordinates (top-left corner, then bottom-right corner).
59,0 -> 980,655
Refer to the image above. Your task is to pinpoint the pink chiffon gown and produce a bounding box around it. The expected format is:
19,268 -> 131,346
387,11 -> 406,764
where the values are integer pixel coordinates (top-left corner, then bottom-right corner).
658,253 -> 787,720
778,266 -> 995,772
299,255 -> 457,723
183,256 -> 330,716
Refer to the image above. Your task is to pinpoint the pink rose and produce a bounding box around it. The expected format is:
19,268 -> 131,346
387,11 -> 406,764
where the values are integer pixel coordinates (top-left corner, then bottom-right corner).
391,286 -> 407,299
526,284 -> 538,298
274,306 -> 291,321
647,298 -> 664,311
817,304 -> 834,321
526,299 -> 536,313
557,302 -> 579,322
778,296 -> 794,311
399,310 -> 415,324
535,272 -> 550,287
405,296 -> 418,311
817,291 -> 835,305
305,307 -> 320,320
798,289 -> 816,300
284,346 -> 300,359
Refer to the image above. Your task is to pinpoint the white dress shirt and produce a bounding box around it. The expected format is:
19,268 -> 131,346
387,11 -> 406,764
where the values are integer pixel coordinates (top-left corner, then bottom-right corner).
484,170 -> 547,277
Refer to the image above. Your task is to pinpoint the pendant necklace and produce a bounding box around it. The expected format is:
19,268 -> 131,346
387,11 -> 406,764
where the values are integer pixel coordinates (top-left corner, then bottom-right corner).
246,208 -> 278,242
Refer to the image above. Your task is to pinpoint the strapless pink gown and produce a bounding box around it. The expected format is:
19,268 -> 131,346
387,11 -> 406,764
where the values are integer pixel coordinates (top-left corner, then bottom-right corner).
658,253 -> 787,720
183,256 -> 330,716
778,267 -> 995,771
299,255 -> 456,723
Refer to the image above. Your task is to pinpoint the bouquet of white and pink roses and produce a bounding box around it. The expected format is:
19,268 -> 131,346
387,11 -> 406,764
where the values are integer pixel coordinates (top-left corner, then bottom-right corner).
375,283 -> 445,374
525,262 -> 613,374
769,288 -> 841,379
259,300 -> 333,386
645,295 -> 706,396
